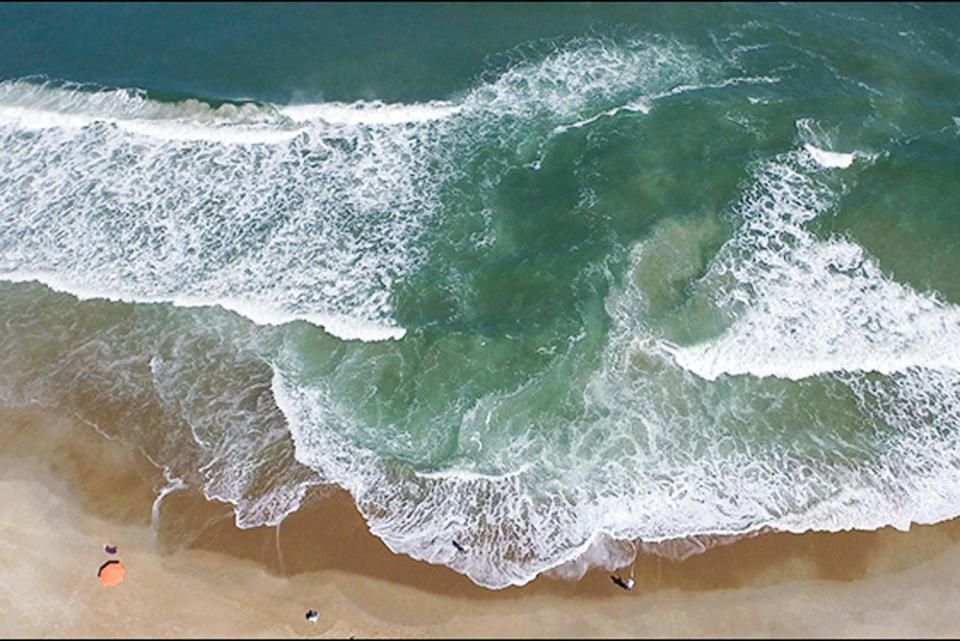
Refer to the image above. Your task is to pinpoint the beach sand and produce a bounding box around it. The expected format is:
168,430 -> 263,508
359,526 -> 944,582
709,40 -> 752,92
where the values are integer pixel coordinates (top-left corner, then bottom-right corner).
2,404 -> 960,638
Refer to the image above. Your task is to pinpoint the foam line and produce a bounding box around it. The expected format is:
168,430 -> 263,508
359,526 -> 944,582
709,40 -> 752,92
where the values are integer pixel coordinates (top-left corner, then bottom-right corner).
0,40 -> 712,343
803,143 -> 855,168
278,100 -> 463,125
25,40 -> 950,592
669,145 -> 960,381
0,81 -> 446,341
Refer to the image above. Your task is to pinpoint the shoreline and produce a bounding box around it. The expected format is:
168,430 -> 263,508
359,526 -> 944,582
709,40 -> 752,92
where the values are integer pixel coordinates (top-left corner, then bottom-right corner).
3,404 -> 960,637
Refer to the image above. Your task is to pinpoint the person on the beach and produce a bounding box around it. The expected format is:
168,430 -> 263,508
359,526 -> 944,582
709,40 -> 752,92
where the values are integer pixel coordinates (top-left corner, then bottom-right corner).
610,574 -> 635,590
305,609 -> 319,623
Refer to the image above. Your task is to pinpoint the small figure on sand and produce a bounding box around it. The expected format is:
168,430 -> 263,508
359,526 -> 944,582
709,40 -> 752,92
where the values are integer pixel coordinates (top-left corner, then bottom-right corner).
610,574 -> 635,591
104,544 -> 117,555
305,610 -> 319,623
452,540 -> 466,553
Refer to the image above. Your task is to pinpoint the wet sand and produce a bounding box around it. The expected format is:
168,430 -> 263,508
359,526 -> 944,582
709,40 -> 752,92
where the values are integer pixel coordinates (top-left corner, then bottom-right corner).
2,404 -> 960,638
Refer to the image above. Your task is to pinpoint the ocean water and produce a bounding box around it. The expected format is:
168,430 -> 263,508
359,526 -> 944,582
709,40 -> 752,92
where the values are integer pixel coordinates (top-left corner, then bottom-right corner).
2,2 -> 960,588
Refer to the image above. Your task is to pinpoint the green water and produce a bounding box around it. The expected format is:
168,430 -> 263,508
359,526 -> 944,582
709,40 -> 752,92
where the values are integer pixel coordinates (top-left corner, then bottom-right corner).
0,3 -> 959,588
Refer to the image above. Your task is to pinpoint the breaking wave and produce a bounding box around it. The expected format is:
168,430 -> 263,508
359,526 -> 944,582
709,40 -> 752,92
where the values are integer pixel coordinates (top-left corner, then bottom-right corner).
3,29 -> 960,592
0,37 -> 710,340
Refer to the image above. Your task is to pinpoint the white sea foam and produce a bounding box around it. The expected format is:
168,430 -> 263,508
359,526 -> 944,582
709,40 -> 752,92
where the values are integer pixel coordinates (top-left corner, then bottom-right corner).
803,143 -> 855,168
572,207 -> 960,550
300,121 -> 960,589
414,462 -> 535,482
795,117 -> 874,169
0,103 -> 306,144
279,100 -> 462,125
0,80 -> 298,143
0,40 -> 712,343
574,129 -> 960,573
464,38 -> 708,118
0,270 -> 404,341
669,143 -> 960,381
151,468 -> 188,530
18,41 -> 957,593
144,316 -> 325,528
237,57 -> 960,590
0,80 -> 449,341
645,74 -> 781,103
273,293 -> 960,588
550,74 -> 776,135
0,282 -> 324,533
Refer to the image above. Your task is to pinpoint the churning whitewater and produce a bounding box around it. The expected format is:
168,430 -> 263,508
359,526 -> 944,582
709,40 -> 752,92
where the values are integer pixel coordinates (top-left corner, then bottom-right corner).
2,14 -> 960,589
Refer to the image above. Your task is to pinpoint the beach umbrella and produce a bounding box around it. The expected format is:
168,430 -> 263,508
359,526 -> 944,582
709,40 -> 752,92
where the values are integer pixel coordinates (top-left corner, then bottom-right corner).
98,560 -> 125,586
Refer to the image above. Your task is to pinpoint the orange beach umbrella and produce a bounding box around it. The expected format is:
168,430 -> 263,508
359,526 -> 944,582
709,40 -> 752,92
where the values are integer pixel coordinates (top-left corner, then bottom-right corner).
98,560 -> 126,586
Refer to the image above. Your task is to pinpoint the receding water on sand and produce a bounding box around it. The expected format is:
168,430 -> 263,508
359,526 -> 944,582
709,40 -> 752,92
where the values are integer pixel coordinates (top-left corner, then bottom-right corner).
1,4 -> 960,589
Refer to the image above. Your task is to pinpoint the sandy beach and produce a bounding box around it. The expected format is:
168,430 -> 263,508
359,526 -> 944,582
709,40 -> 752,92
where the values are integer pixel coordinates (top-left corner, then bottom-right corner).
1,404 -> 959,638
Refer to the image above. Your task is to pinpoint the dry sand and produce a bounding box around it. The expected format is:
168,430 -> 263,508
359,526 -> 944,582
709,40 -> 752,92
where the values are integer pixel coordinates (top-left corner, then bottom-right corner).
2,404 -> 960,638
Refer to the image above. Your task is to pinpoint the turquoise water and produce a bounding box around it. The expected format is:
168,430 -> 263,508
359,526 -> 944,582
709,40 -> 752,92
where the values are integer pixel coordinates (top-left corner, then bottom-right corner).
1,3 -> 960,588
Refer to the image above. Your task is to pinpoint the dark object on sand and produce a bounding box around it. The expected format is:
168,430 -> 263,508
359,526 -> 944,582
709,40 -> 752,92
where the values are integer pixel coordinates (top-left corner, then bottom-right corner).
105,544 -> 117,554
610,574 -> 635,591
452,540 -> 466,553
305,610 -> 319,622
